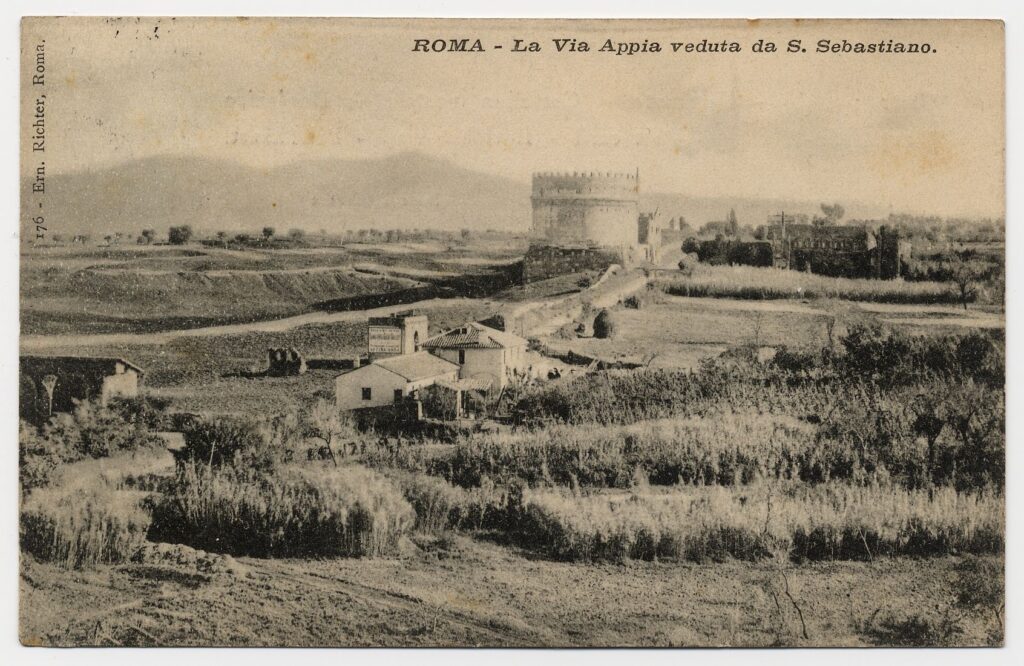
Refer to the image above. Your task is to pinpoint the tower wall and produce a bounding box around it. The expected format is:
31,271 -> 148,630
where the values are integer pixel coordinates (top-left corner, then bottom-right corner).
531,172 -> 640,249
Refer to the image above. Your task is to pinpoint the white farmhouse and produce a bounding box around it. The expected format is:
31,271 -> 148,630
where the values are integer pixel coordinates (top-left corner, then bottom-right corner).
422,322 -> 529,390
334,351 -> 459,411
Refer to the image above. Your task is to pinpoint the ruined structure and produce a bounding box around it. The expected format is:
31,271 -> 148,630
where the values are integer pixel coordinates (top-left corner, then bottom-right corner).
763,220 -> 909,279
266,348 -> 307,376
689,215 -> 911,279
523,171 -> 662,283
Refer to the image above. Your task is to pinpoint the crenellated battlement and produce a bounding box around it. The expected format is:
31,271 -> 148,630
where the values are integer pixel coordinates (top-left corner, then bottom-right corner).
532,171 -> 636,180
531,171 -> 639,200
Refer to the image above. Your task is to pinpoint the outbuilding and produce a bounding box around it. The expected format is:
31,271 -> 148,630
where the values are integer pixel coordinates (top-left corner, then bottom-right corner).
20,355 -> 144,423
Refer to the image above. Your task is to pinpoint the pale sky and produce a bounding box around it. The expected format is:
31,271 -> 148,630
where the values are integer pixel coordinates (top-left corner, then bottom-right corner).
21,17 -> 1005,217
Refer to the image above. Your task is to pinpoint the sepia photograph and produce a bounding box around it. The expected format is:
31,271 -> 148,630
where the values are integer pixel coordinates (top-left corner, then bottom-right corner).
16,14 -> 1006,649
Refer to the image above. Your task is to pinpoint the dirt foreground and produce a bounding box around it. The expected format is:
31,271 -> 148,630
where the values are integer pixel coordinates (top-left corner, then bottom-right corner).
20,534 -> 997,648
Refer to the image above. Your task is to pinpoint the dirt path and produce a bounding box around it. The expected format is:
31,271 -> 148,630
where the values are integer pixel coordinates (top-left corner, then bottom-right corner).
509,268 -> 651,338
20,297 -> 494,350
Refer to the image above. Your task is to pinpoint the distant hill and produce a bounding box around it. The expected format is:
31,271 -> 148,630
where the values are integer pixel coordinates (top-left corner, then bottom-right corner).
21,153 -> 531,239
22,152 -> 892,239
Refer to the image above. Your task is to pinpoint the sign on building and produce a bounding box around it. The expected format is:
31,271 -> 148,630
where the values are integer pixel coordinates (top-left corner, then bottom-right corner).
368,325 -> 403,354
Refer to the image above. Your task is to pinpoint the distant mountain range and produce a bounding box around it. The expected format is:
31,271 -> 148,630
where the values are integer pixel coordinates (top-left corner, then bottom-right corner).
21,152 -> 891,239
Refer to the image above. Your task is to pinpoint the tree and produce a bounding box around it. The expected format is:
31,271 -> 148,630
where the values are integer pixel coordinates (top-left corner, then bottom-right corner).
951,257 -> 981,310
303,400 -> 350,465
168,225 -> 193,245
262,226 -> 276,241
288,228 -> 305,241
140,229 -> 156,244
40,375 -> 57,418
215,230 -> 228,247
593,308 -> 617,339
726,208 -> 739,236
820,203 -> 845,224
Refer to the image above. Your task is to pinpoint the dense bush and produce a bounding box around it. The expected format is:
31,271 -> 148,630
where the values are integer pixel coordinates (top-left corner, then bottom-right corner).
386,470 -> 513,533
655,264 -> 958,304
21,485 -> 151,569
516,484 -> 1003,564
149,463 -> 414,558
509,325 -> 1003,492
431,416 -> 817,489
592,308 -> 616,339
178,413 -> 302,470
19,399 -> 165,492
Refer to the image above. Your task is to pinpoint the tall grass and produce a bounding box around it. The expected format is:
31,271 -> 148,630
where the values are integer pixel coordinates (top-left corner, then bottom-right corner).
385,470 -> 514,533
519,483 -> 1003,563
150,463 -> 415,557
19,449 -> 172,569
21,486 -> 151,569
431,415 -> 819,488
655,265 -> 957,304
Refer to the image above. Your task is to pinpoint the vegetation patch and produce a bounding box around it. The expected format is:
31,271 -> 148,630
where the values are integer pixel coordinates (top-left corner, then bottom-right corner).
517,484 -> 1003,564
655,265 -> 959,304
150,463 -> 415,558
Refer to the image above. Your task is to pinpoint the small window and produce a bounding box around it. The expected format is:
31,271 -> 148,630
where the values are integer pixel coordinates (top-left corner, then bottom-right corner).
394,389 -> 403,402
361,387 -> 372,401
458,350 -> 466,364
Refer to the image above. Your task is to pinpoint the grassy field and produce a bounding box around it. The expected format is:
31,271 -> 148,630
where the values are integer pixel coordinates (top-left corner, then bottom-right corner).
21,239 -> 523,335
655,264 -> 963,304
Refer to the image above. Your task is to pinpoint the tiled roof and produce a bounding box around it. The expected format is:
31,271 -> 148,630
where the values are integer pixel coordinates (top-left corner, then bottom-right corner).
422,323 -> 528,350
373,351 -> 459,382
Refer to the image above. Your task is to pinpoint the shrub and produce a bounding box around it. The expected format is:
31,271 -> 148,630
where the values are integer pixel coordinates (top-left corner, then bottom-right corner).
19,420 -> 78,492
149,463 -> 415,558
655,264 -> 957,304
21,485 -> 151,569
516,483 -> 1003,564
623,294 -> 643,309
434,415 -> 818,489
179,414 -> 302,470
952,556 -> 1004,642
20,400 -> 165,491
861,612 -> 965,647
168,224 -> 193,245
592,308 -> 616,339
42,399 -> 164,460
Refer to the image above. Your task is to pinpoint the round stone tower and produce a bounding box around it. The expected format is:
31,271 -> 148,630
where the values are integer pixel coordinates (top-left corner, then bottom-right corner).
531,172 -> 640,249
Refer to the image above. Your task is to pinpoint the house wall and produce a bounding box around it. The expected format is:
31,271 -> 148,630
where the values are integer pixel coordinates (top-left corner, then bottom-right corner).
433,347 -> 509,389
335,364 -> 458,411
100,370 -> 141,405
336,364 -> 407,410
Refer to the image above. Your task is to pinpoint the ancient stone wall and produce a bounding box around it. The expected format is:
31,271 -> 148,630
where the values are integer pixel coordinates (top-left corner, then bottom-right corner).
522,244 -> 623,283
